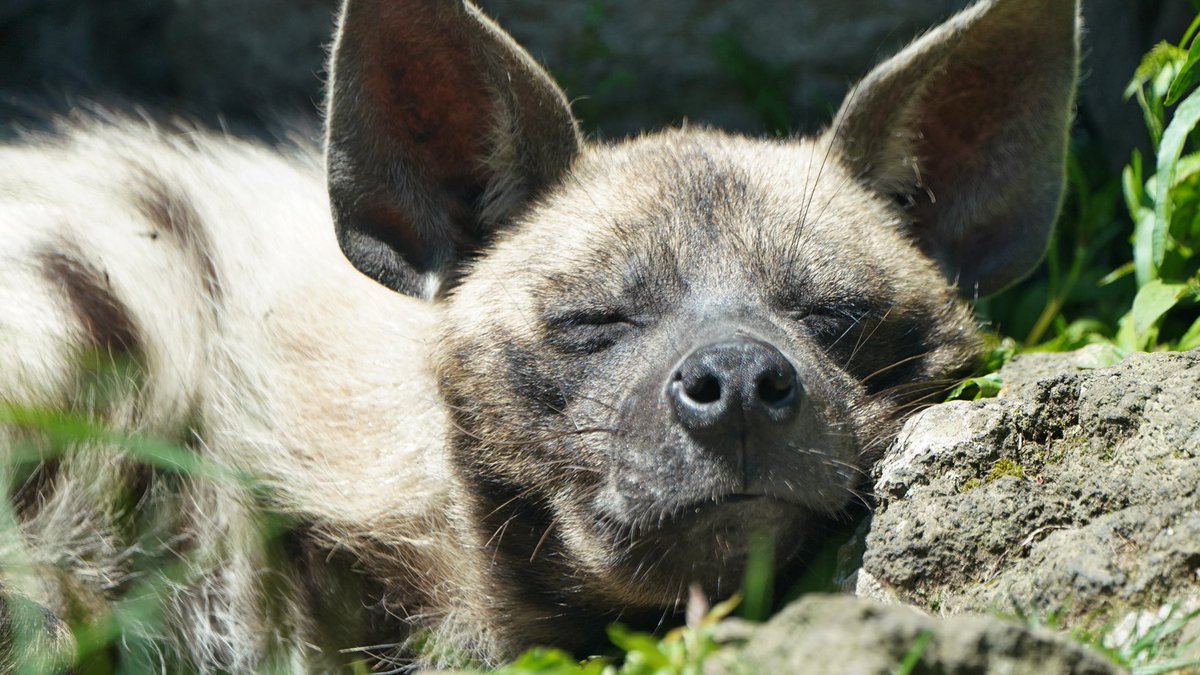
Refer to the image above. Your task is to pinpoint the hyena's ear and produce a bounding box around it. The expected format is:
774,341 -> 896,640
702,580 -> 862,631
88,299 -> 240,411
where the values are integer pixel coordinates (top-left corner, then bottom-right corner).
827,0 -> 1080,297
325,0 -> 582,297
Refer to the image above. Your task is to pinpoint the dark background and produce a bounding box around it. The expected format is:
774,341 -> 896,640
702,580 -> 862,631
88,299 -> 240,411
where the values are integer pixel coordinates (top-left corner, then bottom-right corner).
0,0 -> 1191,173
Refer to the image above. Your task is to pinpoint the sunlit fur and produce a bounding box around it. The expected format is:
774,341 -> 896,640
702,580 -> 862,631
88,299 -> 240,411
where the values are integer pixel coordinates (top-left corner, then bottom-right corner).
0,0 -> 1077,669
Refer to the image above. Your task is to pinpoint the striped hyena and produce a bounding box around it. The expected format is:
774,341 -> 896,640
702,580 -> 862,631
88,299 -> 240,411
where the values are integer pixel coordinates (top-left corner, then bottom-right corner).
0,0 -> 1078,670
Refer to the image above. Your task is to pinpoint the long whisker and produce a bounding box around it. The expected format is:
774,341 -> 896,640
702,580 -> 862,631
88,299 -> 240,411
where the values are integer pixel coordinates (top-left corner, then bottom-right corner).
844,305 -> 894,371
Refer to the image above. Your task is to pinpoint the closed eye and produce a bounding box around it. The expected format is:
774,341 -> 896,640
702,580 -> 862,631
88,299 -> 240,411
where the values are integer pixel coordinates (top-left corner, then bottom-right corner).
786,303 -> 875,347
546,308 -> 635,328
543,307 -> 638,354
805,311 -> 864,340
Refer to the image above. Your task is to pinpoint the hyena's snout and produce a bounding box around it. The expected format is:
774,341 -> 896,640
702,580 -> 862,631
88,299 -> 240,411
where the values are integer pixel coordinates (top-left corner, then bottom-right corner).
668,337 -> 801,438
611,328 -> 862,516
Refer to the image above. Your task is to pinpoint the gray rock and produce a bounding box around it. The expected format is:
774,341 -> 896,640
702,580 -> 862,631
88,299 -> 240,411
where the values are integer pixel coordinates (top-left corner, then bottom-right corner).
992,344 -> 1128,394
709,594 -> 1121,675
863,349 -> 1200,631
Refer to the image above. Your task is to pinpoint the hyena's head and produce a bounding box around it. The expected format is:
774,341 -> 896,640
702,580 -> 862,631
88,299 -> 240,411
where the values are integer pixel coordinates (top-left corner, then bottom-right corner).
325,0 -> 1078,617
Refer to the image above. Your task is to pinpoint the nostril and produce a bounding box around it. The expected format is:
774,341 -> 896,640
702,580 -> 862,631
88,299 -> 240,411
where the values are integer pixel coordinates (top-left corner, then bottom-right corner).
756,369 -> 796,407
684,374 -> 722,404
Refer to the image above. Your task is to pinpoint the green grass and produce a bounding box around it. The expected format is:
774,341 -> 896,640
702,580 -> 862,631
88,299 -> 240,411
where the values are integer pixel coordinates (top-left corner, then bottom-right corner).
0,401 -> 296,675
473,593 -> 741,675
1011,602 -> 1200,675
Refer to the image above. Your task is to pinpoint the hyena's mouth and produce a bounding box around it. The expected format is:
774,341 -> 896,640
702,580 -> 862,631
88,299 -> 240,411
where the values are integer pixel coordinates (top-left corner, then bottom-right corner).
655,492 -> 764,525
596,433 -> 861,531
706,493 -> 758,506
589,494 -> 820,602
611,489 -> 808,540
599,330 -> 863,528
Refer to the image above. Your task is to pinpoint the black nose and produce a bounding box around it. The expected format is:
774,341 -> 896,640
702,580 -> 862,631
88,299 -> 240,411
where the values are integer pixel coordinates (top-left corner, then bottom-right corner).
668,338 -> 802,434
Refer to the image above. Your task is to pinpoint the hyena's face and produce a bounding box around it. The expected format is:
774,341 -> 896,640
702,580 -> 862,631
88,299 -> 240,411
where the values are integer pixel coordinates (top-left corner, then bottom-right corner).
439,133 -> 980,602
324,0 -> 1078,620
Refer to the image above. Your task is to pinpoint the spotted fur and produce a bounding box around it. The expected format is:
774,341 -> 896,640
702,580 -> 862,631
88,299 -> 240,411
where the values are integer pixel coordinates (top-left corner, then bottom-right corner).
0,0 -> 1079,670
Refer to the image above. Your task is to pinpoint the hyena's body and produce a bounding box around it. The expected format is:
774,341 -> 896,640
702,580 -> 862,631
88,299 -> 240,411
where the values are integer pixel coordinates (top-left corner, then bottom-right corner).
0,0 -> 1079,670
0,125 -> 457,669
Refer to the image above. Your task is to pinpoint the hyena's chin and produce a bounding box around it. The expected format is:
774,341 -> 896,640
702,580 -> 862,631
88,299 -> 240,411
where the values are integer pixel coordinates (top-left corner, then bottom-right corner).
575,495 -> 821,606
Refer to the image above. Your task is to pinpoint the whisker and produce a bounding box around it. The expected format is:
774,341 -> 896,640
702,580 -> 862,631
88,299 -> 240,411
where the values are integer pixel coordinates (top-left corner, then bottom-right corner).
529,517 -> 558,563
844,305 -> 894,371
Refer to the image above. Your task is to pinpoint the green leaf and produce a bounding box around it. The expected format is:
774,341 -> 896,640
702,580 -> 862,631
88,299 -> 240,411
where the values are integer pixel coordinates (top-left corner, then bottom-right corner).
1122,150 -> 1145,216
607,625 -> 668,667
969,374 -> 1003,399
1173,152 -> 1200,187
944,373 -> 1003,402
1129,44 -> 1186,148
1126,43 -> 1187,100
1099,262 -> 1135,287
1029,319 -> 1121,356
1178,314 -> 1200,350
980,338 -> 1017,372
1133,205 -> 1159,287
1154,89 -> 1200,267
739,531 -> 775,622
894,631 -> 934,675
704,595 -> 742,627
1168,50 -> 1200,107
1129,279 -> 1189,349
1168,50 -> 1200,106
495,648 -> 604,674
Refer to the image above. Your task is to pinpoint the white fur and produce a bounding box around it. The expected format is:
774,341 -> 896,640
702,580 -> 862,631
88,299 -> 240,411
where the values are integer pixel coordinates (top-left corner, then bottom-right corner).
0,121 -> 470,671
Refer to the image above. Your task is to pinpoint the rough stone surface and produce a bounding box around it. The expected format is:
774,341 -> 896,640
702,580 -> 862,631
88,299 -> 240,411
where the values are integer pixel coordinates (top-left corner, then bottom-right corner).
708,594 -> 1121,675
861,349 -> 1200,632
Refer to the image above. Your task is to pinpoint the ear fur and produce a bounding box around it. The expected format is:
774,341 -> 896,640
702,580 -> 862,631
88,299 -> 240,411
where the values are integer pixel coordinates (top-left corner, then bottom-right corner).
828,0 -> 1081,297
325,0 -> 582,297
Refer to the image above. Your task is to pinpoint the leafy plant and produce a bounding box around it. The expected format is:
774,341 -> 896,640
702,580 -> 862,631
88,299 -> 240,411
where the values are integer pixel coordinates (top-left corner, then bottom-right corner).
893,631 -> 934,675
1114,16 -> 1200,351
944,337 -> 1015,401
1006,600 -> 1200,675
488,592 -> 741,675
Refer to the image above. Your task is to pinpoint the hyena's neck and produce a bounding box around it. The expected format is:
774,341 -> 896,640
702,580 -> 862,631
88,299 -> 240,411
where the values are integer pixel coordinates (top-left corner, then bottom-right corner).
433,452 -> 662,662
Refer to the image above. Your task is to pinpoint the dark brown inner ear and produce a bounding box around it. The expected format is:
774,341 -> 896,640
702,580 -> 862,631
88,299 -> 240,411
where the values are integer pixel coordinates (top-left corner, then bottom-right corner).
326,0 -> 581,297
830,0 -> 1079,298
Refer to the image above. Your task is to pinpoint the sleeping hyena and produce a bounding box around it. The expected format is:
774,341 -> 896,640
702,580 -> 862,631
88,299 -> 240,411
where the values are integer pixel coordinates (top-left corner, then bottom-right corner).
0,0 -> 1078,670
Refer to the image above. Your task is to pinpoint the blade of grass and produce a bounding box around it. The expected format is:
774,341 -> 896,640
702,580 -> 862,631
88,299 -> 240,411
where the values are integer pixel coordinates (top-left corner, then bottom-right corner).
1153,89 -> 1200,268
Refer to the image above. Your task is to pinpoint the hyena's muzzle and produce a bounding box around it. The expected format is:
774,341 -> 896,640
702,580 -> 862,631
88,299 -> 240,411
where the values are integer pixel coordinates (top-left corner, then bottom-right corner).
585,319 -> 864,603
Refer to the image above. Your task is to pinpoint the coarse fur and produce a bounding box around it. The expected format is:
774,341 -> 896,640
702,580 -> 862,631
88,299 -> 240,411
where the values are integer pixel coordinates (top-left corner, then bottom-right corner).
0,0 -> 1079,671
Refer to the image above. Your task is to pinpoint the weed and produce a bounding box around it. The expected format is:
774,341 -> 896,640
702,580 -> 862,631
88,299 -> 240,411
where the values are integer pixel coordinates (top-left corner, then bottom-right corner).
893,631 -> 933,675
1087,604 -> 1200,675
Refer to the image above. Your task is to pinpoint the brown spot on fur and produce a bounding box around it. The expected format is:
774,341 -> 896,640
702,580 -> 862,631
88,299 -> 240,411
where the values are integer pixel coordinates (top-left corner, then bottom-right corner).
130,170 -> 222,302
40,250 -> 141,357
